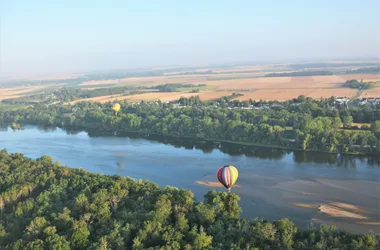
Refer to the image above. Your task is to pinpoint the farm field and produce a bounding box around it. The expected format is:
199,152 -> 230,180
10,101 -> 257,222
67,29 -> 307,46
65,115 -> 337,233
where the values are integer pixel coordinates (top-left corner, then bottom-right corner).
71,91 -> 236,103
0,84 -> 63,101
80,73 -> 379,92
234,88 -> 358,101
1,61 -> 379,103
360,87 -> 380,98
70,94 -> 127,104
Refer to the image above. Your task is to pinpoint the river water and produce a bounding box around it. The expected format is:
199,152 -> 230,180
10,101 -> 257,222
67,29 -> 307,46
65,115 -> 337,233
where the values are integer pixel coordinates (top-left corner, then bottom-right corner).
1,125 -> 380,233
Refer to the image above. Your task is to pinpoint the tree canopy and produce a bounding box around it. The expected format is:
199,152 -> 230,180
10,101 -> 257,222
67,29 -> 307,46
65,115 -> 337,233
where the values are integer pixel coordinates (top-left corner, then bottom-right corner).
1,97 -> 380,155
0,150 -> 378,249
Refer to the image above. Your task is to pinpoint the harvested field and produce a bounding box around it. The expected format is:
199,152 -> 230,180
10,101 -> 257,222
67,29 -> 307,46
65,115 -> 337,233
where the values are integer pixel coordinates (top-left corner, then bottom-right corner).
0,95 -> 23,101
340,74 -> 380,81
70,91 -> 235,104
360,86 -> 380,98
0,85 -> 62,101
197,91 -> 235,100
70,94 -> 126,104
290,76 -> 315,84
311,75 -> 346,86
122,91 -> 235,102
215,75 -> 348,90
123,92 -> 197,102
216,77 -> 291,90
234,88 -> 356,101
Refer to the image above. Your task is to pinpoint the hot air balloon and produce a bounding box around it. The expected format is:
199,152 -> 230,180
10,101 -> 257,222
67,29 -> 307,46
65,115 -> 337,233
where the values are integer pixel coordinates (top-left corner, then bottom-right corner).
112,103 -> 121,115
217,165 -> 239,193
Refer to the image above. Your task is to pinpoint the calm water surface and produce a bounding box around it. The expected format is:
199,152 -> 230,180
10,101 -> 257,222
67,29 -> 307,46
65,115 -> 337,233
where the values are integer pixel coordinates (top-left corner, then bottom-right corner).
1,125 -> 379,233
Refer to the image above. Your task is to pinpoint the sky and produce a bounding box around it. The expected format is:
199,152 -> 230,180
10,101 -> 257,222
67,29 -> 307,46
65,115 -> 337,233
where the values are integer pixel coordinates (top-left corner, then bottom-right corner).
1,0 -> 380,75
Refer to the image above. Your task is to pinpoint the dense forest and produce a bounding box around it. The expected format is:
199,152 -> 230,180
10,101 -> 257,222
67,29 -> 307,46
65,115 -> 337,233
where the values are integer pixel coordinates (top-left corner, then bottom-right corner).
0,150 -> 378,249
1,96 -> 380,155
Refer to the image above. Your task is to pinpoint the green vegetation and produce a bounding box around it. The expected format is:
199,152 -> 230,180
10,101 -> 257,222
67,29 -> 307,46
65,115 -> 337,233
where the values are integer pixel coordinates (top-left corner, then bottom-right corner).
265,71 -> 333,77
344,79 -> 374,89
2,87 -> 145,104
345,66 -> 380,74
2,84 -> 210,105
0,150 -> 378,249
147,84 -> 207,92
1,96 -> 380,155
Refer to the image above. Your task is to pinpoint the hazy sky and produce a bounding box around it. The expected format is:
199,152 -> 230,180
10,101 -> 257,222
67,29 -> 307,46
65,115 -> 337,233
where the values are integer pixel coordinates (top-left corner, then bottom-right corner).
1,0 -> 380,75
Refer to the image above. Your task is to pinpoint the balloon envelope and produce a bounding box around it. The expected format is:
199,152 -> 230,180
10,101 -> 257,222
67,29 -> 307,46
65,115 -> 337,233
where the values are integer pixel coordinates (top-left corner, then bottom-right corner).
112,103 -> 121,112
216,165 -> 238,189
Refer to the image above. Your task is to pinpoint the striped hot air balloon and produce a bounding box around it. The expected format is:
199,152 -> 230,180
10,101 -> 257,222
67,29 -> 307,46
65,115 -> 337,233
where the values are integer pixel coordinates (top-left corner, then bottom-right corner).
216,165 -> 239,193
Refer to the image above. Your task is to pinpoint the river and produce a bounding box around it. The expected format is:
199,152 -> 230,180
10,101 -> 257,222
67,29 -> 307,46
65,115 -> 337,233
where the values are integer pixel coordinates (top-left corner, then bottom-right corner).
1,125 -> 380,233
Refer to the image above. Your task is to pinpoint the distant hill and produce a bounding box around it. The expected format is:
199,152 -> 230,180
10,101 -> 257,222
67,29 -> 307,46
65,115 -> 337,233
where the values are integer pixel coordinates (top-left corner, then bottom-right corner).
265,71 -> 333,77
345,67 -> 380,74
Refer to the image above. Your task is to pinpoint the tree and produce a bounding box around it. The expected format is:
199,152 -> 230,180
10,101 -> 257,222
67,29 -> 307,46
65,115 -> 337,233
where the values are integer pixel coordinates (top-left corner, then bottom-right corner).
45,234 -> 71,250
274,218 -> 297,249
26,217 -> 47,236
372,121 -> 380,133
70,220 -> 90,249
343,115 -> 353,128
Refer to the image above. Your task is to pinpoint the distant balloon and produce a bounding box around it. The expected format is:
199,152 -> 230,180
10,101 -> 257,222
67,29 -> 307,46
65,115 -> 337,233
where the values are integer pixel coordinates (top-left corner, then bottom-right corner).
217,165 -> 239,193
112,103 -> 121,114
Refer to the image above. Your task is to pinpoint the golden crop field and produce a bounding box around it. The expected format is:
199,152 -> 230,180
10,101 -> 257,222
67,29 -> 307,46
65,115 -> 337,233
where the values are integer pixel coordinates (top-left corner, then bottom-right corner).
71,91 -> 236,103
74,73 -> 380,102
234,88 -> 357,101
70,94 -> 127,104
340,74 -> 380,81
2,64 -> 379,103
0,84 -> 62,101
360,87 -> 380,98
121,91 -> 235,102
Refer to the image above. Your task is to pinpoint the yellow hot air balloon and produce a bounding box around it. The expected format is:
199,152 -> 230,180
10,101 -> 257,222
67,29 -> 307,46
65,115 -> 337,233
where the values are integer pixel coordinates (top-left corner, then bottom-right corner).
112,103 -> 121,115
216,165 -> 239,193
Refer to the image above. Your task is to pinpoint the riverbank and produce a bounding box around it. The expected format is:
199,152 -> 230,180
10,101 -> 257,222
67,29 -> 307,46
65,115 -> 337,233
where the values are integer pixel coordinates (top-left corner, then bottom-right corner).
4,121 -> 379,157
0,149 -> 378,249
1,125 -> 380,233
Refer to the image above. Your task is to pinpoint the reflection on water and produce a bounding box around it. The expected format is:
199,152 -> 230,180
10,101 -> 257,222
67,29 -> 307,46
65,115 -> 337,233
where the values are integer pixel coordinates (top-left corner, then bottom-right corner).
1,125 -> 380,233
77,128 -> 380,167
293,151 -> 357,168
2,124 -> 379,167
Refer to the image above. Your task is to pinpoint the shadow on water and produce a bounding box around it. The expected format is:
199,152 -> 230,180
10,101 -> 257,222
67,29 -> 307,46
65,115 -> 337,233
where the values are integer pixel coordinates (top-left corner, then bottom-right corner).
61,127 -> 380,167
293,151 -> 357,168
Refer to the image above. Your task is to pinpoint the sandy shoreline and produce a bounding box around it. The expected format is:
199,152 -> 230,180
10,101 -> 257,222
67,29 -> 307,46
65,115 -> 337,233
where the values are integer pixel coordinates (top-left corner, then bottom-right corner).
196,181 -> 242,189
